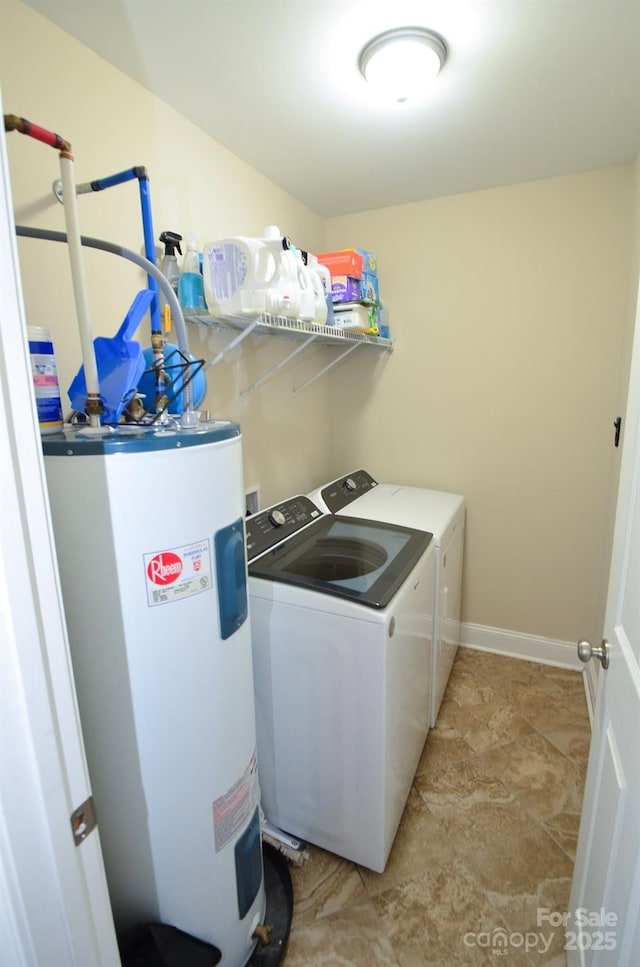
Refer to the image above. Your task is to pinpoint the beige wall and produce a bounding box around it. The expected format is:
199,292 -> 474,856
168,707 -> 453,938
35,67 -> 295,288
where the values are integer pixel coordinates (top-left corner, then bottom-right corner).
0,0 -> 331,506
3,0 -> 639,647
324,169 -> 637,645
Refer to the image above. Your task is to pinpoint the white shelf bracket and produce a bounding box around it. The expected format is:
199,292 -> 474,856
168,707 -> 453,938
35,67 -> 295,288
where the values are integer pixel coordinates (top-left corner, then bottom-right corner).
202,319 -> 260,374
293,341 -> 361,396
185,311 -> 393,397
240,333 -> 317,398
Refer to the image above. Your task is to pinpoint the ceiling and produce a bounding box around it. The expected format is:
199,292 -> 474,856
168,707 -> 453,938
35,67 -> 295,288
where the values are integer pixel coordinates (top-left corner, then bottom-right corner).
24,0 -> 640,218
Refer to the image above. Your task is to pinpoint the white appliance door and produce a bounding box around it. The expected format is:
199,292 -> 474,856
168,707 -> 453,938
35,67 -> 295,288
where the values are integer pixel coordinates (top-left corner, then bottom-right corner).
431,515 -> 464,726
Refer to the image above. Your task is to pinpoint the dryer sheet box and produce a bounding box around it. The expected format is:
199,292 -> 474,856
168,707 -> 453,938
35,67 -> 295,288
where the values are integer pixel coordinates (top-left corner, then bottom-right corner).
317,249 -> 364,278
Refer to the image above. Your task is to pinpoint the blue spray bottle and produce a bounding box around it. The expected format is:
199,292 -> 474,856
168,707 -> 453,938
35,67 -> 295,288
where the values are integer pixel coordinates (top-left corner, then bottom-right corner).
178,234 -> 206,311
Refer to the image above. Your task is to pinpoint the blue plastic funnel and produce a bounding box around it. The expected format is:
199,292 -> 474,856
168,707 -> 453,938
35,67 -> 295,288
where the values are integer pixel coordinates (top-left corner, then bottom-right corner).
68,289 -> 154,422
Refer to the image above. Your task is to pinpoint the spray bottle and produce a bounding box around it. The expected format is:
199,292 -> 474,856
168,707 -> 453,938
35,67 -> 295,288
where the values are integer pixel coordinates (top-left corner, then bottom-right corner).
159,231 -> 182,298
178,234 -> 206,311
154,231 -> 183,413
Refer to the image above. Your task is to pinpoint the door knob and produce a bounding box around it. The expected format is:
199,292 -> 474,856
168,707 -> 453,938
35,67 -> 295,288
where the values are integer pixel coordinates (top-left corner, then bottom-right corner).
577,638 -> 610,670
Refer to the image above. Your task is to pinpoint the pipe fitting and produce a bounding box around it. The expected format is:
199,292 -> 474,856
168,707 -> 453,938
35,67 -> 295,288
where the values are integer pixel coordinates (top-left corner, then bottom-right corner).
84,396 -> 105,417
252,923 -> 273,947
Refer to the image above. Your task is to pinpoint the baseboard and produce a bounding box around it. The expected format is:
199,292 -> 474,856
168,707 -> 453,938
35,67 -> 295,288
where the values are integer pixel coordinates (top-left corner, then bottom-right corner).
583,661 -> 598,724
460,622 -> 582,670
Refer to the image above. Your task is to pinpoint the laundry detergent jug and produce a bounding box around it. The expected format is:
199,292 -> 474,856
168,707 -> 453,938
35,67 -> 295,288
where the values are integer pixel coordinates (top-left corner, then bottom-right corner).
306,253 -> 334,326
202,226 -> 302,322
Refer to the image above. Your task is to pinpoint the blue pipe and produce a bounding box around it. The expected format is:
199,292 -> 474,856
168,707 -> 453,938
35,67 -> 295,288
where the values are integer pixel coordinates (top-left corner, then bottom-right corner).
77,166 -> 159,334
87,167 -> 140,191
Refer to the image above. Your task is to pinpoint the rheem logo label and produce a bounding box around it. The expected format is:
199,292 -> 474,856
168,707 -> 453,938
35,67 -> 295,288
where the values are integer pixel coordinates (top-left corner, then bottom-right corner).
147,552 -> 183,585
144,539 -> 212,607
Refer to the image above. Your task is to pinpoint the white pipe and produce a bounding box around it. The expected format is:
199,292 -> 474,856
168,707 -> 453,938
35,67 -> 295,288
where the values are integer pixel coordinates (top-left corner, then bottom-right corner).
59,154 -> 101,427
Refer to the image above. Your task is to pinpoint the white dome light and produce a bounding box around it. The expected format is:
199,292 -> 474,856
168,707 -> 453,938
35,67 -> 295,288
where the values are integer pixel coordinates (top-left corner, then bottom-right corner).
359,27 -> 447,103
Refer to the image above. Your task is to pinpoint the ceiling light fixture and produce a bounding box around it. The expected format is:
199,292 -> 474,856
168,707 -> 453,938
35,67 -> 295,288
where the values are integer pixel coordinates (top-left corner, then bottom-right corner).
358,27 -> 447,103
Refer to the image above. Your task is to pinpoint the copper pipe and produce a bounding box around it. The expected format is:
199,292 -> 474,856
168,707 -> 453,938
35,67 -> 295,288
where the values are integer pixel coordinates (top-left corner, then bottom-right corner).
3,113 -> 71,153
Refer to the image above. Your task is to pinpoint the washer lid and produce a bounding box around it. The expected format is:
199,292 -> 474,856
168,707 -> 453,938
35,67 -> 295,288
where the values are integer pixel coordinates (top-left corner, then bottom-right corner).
248,514 -> 432,610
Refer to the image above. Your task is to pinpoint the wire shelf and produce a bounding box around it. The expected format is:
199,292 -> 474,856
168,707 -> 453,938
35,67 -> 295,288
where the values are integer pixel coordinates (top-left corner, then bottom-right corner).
185,310 -> 393,349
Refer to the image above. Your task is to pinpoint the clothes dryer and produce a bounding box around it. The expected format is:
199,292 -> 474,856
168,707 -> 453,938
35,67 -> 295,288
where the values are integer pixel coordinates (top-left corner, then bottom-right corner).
246,496 -> 435,873
308,470 -> 464,727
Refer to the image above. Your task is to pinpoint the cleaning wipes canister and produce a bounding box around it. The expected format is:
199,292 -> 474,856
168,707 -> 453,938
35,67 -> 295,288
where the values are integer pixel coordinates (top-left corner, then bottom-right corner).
28,326 -> 63,434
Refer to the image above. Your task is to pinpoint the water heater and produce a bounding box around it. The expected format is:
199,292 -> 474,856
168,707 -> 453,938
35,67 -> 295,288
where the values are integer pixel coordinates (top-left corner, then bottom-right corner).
43,421 -> 265,966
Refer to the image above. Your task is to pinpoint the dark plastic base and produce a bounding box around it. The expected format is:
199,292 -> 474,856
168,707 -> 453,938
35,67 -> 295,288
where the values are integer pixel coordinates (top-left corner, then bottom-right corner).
119,842 -> 293,967
248,843 -> 294,966
120,921 -> 221,966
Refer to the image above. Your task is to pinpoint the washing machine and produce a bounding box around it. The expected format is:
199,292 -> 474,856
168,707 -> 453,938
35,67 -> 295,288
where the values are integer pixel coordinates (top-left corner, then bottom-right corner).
308,470 -> 465,728
246,496 -> 435,873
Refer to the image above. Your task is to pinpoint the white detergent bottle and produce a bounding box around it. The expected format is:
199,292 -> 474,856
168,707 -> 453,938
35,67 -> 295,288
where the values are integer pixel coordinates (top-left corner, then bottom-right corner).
296,252 -> 328,326
306,253 -> 333,326
202,235 -> 273,318
309,267 -> 329,326
262,226 -> 301,320
291,247 -> 317,323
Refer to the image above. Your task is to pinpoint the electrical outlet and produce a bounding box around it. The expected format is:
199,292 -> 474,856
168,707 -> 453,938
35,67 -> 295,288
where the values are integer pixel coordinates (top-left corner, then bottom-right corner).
245,487 -> 260,517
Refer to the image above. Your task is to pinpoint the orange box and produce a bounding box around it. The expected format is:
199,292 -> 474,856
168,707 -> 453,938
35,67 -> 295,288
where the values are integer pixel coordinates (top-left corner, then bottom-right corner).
316,249 -> 363,279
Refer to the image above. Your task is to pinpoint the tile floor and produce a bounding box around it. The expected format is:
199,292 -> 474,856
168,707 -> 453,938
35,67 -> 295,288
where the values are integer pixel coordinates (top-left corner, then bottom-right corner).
282,647 -> 591,967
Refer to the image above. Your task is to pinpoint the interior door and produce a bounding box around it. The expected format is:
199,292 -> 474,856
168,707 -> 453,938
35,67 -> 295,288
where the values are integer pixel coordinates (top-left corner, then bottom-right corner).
568,281 -> 640,964
0,92 -> 120,964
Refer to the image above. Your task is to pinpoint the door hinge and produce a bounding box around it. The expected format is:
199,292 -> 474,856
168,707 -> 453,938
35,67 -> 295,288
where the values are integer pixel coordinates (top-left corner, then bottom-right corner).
70,795 -> 97,846
614,416 -> 622,447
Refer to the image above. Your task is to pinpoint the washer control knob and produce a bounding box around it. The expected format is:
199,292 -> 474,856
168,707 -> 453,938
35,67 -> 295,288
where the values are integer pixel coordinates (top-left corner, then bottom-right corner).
345,477 -> 357,492
269,509 -> 286,527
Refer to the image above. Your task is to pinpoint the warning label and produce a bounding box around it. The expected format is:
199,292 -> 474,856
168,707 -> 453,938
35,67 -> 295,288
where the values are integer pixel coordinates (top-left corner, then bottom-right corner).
143,539 -> 212,607
212,749 -> 260,853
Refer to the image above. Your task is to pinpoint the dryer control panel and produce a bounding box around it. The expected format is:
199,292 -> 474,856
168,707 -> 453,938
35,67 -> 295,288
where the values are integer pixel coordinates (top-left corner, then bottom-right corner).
320,469 -> 378,513
246,495 -> 323,562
